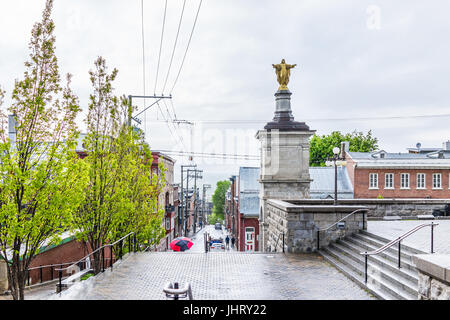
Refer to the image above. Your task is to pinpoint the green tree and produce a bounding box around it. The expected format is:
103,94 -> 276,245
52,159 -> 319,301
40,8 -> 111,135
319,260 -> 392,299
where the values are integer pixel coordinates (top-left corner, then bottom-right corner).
71,57 -> 165,274
209,180 -> 231,224
309,130 -> 378,167
0,0 -> 87,300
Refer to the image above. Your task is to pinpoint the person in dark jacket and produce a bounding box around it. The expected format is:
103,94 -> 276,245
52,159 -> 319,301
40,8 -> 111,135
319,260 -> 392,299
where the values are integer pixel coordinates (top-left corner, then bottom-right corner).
231,236 -> 236,249
225,235 -> 230,249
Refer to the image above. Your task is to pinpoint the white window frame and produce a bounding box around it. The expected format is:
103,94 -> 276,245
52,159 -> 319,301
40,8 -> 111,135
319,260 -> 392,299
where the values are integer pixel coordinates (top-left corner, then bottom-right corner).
384,173 -> 394,189
416,173 -> 426,189
400,173 -> 410,189
369,173 -> 378,189
432,173 -> 442,189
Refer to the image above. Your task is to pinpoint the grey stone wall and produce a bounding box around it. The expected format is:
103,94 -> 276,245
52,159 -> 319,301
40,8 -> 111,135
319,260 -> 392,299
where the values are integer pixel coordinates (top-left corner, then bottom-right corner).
284,199 -> 450,218
413,254 -> 450,300
266,199 -> 367,253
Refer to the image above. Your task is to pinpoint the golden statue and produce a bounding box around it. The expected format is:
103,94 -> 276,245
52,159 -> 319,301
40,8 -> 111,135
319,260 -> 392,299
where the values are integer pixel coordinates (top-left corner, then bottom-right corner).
272,59 -> 297,91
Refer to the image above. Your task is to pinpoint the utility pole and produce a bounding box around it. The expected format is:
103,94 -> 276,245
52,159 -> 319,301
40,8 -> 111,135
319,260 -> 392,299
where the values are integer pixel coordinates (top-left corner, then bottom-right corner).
181,164 -> 196,237
202,184 -> 211,227
188,169 -> 202,234
127,95 -> 172,126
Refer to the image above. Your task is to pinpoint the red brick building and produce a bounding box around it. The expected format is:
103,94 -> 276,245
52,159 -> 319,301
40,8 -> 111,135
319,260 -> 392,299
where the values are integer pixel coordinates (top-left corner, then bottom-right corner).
343,142 -> 450,199
225,168 -> 260,252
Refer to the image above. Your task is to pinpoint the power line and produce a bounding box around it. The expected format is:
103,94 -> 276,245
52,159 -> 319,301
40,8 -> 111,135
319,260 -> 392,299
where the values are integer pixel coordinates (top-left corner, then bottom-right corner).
154,0 -> 168,94
169,0 -> 203,94
153,149 -> 260,160
161,0 -> 187,94
140,0 -> 147,135
140,112 -> 450,124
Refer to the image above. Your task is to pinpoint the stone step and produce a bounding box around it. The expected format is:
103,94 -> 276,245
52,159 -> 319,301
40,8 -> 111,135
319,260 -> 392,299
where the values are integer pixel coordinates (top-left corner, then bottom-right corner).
347,235 -> 418,272
337,238 -> 419,284
330,241 -> 418,297
359,230 -> 427,255
319,249 -> 397,300
322,245 -> 417,300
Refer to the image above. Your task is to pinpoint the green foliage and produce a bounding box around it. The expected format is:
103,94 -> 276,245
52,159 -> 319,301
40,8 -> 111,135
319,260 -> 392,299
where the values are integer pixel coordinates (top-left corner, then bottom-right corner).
211,180 -> 231,222
0,0 -> 86,300
71,57 -> 165,274
309,130 -> 378,167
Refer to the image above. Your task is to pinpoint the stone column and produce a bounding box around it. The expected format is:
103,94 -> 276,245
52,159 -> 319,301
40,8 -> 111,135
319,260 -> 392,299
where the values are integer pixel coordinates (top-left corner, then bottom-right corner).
256,89 -> 315,252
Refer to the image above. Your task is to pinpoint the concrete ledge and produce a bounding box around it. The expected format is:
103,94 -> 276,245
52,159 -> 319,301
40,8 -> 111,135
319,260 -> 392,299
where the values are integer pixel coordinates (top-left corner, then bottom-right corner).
413,254 -> 450,284
266,199 -> 368,213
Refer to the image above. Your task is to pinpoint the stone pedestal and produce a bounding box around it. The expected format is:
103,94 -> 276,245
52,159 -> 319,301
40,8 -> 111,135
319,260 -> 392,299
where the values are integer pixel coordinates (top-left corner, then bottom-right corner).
256,89 -> 315,252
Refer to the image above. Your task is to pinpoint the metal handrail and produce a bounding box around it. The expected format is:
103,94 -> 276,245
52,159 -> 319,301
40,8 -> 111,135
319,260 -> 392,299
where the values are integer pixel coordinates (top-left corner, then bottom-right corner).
360,222 -> 438,283
317,208 -> 368,250
273,232 -> 285,253
54,231 -> 137,293
55,232 -> 135,272
321,209 -> 369,232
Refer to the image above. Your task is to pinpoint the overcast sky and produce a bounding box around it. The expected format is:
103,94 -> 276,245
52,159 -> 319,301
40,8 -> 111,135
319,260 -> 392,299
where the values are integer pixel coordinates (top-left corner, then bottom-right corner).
1,0 -> 450,196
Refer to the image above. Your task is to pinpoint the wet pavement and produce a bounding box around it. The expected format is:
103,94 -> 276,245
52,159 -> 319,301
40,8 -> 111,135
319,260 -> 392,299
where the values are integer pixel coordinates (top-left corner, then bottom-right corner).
47,226 -> 375,300
367,219 -> 450,254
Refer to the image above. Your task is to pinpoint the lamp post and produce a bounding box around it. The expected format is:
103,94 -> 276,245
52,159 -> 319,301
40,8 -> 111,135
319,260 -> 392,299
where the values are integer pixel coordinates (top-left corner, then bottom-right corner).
325,147 -> 347,206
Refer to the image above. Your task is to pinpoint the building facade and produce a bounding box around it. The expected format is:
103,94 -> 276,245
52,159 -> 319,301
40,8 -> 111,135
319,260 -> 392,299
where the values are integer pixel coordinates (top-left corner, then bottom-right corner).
343,142 -> 450,199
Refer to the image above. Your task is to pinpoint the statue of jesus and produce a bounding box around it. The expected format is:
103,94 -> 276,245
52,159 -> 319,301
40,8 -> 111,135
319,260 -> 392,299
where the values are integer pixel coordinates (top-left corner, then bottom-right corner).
272,59 -> 297,91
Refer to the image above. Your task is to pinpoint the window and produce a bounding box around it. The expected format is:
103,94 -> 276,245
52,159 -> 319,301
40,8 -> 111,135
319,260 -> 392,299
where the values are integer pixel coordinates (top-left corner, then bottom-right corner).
369,173 -> 378,189
401,173 -> 410,189
417,173 -> 426,189
433,173 -> 442,189
385,173 -> 394,189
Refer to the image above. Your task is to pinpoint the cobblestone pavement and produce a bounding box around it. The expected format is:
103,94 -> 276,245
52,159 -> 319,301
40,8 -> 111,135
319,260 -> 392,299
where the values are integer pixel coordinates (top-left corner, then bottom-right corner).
50,251 -> 375,300
367,220 -> 450,254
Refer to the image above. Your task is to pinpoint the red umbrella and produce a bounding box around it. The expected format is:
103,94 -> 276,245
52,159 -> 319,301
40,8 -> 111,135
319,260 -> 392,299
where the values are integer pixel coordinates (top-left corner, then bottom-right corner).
170,237 -> 194,252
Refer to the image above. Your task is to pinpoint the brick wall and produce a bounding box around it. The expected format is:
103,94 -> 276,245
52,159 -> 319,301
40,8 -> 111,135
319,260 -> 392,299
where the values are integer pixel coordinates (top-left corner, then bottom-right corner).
352,168 -> 450,199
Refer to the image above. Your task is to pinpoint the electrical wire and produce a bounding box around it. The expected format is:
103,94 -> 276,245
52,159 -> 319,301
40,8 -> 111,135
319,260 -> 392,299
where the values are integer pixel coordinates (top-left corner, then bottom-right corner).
169,0 -> 203,94
141,0 -> 147,135
161,0 -> 187,94
154,0 -> 168,94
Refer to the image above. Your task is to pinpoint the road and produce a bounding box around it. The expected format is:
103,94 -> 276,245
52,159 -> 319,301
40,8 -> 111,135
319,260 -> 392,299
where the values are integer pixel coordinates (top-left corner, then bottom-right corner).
187,224 -> 235,253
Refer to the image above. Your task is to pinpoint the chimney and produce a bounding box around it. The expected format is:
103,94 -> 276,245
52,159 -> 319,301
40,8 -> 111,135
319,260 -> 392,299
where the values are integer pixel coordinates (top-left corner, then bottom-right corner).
340,141 -> 349,158
443,141 -> 450,151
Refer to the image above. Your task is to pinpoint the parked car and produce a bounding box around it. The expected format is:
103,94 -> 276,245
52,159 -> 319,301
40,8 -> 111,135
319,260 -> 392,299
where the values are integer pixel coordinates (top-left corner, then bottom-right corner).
215,223 -> 222,230
210,242 -> 225,251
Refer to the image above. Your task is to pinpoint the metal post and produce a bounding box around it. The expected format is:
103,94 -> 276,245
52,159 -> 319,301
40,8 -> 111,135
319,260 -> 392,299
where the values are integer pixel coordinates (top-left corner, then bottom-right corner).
185,170 -> 190,236
102,247 -> 105,272
128,235 -> 131,253
174,282 -> 179,300
364,254 -> 368,284
40,266 -> 43,283
27,270 -> 30,286
363,211 -> 366,230
334,158 -> 338,206
58,270 -> 62,293
134,234 -> 137,252
51,266 -> 54,281
120,240 -> 123,259
431,223 -> 434,253
111,245 -> 114,270
317,230 -> 320,251
398,240 -> 401,269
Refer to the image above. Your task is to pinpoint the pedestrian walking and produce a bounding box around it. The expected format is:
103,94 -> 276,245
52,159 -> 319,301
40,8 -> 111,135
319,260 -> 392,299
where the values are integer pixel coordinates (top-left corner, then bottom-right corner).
231,236 -> 235,248
225,235 -> 230,249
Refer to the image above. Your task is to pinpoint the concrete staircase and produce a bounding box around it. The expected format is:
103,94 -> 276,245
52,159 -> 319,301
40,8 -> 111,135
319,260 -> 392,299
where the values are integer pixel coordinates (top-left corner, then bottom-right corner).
319,230 -> 425,300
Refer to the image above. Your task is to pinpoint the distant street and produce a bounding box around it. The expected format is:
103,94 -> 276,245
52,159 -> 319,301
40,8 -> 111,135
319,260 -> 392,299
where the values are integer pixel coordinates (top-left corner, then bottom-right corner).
185,224 -> 236,253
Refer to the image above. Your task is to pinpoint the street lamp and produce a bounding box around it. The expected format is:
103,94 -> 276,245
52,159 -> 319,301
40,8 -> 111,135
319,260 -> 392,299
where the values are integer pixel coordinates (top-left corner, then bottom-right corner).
325,147 -> 347,206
